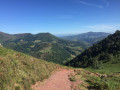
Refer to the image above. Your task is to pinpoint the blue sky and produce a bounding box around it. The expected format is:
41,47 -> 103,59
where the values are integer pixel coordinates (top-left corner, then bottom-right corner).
0,0 -> 120,34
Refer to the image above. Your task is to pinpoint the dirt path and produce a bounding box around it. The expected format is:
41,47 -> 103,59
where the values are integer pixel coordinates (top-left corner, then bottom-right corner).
32,69 -> 73,90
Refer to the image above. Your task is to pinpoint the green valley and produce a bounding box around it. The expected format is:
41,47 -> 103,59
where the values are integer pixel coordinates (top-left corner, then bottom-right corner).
0,30 -> 120,90
0,32 -> 88,64
0,0 -> 120,89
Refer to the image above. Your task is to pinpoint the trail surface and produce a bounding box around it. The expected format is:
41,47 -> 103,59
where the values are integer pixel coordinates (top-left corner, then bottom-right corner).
32,69 -> 73,90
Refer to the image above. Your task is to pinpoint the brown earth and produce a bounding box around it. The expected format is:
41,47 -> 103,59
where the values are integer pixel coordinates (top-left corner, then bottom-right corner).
32,69 -> 73,90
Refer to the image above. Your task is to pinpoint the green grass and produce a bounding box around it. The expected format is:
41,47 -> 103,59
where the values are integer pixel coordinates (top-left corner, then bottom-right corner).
84,63 -> 120,90
72,68 -> 120,90
0,46 -> 60,90
86,63 -> 120,74
86,75 -> 120,90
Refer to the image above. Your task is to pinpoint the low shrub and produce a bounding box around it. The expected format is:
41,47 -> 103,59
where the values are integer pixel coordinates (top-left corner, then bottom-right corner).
69,76 -> 76,82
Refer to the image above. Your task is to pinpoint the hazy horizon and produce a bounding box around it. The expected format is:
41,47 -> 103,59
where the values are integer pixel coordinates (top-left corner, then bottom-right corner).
0,30 -> 113,36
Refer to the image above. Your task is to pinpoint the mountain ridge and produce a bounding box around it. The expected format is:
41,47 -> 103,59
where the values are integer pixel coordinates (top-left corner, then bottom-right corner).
0,31 -> 87,64
61,32 -> 110,45
66,30 -> 120,68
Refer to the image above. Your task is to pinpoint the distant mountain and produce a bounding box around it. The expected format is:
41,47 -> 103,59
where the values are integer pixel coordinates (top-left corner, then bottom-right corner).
0,46 -> 59,90
0,32 -> 88,64
61,32 -> 110,45
0,32 -> 16,42
66,30 -> 120,68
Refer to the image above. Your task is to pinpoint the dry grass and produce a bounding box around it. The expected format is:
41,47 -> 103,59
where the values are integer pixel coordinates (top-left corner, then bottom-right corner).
0,46 -> 61,90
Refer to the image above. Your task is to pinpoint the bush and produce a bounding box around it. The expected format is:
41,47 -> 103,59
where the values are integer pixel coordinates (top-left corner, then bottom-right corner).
69,76 -> 76,82
15,86 -> 21,90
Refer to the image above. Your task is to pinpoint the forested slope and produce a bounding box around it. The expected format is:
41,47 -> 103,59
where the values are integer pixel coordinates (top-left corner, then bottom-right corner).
66,30 -> 120,69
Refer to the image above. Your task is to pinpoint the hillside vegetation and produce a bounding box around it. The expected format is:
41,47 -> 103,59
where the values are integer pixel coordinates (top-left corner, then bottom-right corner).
0,31 -> 120,90
69,69 -> 120,90
0,32 -> 16,42
66,30 -> 120,69
0,32 -> 88,64
0,46 -> 60,90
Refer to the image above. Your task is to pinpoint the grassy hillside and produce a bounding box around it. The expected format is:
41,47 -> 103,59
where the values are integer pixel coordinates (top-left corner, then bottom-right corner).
0,46 -> 60,90
61,32 -> 109,45
66,30 -> 120,69
1,32 -> 87,64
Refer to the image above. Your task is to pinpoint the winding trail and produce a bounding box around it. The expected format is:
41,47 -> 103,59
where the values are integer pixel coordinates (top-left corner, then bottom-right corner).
32,69 -> 73,90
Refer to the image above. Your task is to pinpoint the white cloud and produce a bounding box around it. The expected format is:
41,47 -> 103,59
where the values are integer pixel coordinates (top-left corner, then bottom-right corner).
76,0 -> 103,9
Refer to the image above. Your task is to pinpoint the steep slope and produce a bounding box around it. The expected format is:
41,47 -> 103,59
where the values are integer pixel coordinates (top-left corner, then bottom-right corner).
1,32 -> 87,64
66,30 -> 120,68
61,32 -> 110,45
0,46 -> 60,90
